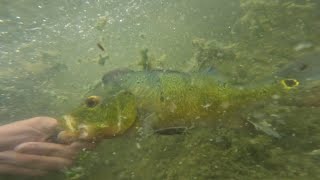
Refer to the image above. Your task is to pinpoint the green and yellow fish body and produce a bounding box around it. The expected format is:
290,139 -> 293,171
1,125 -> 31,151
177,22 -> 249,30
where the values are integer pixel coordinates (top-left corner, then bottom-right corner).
58,68 -> 300,140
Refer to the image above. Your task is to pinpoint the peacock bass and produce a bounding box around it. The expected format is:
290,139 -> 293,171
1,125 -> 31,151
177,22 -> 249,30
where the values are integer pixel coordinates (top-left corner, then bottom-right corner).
58,52 -> 320,140
57,52 -> 319,141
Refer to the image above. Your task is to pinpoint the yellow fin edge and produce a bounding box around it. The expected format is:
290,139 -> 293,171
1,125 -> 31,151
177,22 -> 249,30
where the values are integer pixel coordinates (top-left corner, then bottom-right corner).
280,79 -> 300,90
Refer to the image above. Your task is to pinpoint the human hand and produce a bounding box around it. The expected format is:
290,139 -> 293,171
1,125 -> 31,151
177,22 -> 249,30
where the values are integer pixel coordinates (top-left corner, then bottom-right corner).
0,117 -> 88,176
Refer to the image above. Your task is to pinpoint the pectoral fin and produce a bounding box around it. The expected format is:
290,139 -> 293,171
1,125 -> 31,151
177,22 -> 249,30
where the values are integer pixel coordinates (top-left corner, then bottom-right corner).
154,126 -> 188,135
138,113 -> 188,136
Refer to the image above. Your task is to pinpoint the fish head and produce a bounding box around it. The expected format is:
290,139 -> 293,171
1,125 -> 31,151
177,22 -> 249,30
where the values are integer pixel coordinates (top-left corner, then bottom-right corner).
59,91 -> 137,141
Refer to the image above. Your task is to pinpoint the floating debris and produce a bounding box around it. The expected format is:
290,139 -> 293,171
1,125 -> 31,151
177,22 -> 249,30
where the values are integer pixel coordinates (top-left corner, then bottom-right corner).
95,16 -> 108,31
139,48 -> 151,70
136,142 -> 141,149
293,42 -> 313,51
139,33 -> 146,39
307,149 -> 320,156
97,43 -> 105,51
98,55 -> 109,66
201,103 -> 212,110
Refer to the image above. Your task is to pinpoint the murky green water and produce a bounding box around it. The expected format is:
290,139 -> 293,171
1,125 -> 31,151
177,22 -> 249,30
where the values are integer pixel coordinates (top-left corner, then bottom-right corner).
0,0 -> 319,179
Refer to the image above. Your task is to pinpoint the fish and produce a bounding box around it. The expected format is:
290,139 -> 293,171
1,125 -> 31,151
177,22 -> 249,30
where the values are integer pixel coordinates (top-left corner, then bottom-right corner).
57,71 -> 297,141
57,52 -> 320,141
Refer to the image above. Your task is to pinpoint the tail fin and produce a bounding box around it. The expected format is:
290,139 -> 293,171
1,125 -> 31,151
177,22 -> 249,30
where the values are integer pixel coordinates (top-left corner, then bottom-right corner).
280,79 -> 300,90
276,51 -> 320,106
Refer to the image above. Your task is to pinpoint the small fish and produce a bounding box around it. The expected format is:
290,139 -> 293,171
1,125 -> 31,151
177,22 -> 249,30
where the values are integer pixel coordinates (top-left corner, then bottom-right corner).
247,120 -> 281,138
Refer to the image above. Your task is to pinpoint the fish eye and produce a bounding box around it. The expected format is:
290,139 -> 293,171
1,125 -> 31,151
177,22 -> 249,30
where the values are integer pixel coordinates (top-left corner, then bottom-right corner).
85,96 -> 101,108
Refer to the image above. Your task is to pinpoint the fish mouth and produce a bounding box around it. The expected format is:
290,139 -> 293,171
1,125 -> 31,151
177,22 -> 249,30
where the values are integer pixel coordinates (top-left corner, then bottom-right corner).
63,115 -> 77,132
62,115 -> 92,140
61,113 -> 133,140
78,123 -> 91,139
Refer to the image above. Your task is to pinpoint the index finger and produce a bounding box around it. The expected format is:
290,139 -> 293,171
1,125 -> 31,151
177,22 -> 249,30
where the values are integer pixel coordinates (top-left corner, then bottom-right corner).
0,151 -> 72,171
14,142 -> 76,159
